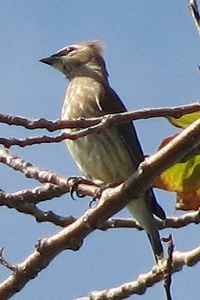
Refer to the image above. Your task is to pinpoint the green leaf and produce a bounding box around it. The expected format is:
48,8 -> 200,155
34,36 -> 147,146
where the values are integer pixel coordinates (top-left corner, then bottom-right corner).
168,112 -> 200,128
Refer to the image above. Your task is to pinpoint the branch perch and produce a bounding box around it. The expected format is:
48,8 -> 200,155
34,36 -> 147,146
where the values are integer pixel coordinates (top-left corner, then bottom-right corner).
75,246 -> 200,300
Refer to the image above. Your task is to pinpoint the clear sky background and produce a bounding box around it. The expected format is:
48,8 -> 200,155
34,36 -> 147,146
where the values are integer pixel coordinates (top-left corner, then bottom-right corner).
0,1 -> 200,299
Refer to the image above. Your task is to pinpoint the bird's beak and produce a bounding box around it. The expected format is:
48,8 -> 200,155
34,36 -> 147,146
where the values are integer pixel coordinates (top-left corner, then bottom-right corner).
39,55 -> 58,66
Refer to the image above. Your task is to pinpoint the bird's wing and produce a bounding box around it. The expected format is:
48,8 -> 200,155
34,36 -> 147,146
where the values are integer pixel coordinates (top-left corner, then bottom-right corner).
99,86 -> 166,220
100,87 -> 144,165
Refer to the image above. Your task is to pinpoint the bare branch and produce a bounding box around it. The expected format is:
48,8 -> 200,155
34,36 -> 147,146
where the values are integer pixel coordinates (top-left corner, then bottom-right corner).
0,131 -> 102,148
0,102 -> 200,148
0,184 -> 76,226
0,184 -> 68,204
0,102 -> 200,130
100,210 -> 200,231
0,196 -> 75,227
0,249 -> 17,272
1,184 -> 200,229
75,246 -> 200,300
0,148 -> 98,196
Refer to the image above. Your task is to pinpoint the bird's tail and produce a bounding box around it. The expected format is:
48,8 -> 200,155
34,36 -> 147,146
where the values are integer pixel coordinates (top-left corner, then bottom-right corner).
127,197 -> 163,261
146,230 -> 163,262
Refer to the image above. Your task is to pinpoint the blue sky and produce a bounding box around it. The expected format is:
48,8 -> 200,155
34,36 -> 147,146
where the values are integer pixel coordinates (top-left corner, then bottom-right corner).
0,1 -> 200,299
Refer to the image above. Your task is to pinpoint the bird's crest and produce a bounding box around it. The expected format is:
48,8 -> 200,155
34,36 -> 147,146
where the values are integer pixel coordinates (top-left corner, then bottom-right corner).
85,41 -> 105,56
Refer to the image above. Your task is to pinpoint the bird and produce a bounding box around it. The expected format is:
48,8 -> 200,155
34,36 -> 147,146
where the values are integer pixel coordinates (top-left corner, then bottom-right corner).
40,41 -> 165,262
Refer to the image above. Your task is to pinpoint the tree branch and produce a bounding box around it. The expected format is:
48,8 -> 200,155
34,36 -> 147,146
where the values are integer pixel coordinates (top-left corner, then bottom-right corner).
0,102 -> 200,148
75,246 -> 200,300
0,102 -> 199,130
0,184 -> 67,204
0,148 -> 98,197
1,185 -> 200,229
100,210 -> 200,231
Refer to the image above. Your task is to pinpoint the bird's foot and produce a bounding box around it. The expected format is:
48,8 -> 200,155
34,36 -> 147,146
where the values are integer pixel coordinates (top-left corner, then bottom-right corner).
67,176 -> 93,200
89,183 -> 118,208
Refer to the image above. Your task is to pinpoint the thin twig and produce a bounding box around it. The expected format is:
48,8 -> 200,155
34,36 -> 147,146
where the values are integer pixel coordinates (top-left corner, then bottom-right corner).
1,102 -> 200,148
0,248 -> 17,272
100,210 -> 200,231
0,184 -> 68,204
0,148 -> 98,197
0,102 -> 199,130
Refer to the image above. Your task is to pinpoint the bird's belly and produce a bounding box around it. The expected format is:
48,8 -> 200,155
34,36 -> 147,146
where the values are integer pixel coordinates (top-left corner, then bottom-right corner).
65,128 -> 136,185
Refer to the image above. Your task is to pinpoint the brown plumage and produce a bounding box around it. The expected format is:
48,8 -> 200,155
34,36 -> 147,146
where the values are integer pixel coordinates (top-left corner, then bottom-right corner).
40,41 -> 165,261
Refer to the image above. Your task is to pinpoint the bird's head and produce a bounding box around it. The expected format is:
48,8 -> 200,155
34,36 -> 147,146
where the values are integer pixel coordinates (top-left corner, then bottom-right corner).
40,41 -> 108,80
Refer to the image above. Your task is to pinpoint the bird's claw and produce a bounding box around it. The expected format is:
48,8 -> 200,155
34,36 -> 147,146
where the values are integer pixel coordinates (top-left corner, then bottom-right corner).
67,176 -> 88,200
89,187 -> 103,208
89,183 -> 117,208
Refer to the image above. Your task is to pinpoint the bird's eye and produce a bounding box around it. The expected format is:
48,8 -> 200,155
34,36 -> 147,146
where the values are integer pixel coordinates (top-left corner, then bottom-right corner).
55,47 -> 76,57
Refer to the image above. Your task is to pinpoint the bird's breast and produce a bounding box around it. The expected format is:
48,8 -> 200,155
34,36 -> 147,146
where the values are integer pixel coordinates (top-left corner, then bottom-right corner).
64,127 -> 136,185
61,78 -> 136,185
